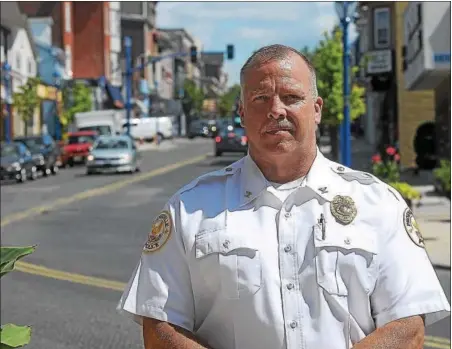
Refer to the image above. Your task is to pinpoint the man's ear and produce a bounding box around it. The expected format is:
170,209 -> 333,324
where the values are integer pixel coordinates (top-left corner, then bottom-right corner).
238,100 -> 245,127
314,96 -> 323,125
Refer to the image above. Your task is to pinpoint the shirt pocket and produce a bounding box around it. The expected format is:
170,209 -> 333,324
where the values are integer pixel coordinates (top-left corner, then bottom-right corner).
195,229 -> 262,300
313,224 -> 378,296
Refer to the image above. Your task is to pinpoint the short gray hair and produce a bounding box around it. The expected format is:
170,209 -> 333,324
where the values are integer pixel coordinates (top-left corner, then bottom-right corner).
239,44 -> 318,101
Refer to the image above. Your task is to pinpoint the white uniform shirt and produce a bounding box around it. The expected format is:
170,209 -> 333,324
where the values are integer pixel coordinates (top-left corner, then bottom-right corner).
118,150 -> 450,349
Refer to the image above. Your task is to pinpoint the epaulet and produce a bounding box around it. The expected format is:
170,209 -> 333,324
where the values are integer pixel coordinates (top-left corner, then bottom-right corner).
177,162 -> 240,196
330,164 -> 378,185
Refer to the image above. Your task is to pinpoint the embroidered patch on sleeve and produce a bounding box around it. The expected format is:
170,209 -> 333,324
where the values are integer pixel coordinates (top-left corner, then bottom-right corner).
143,210 -> 173,253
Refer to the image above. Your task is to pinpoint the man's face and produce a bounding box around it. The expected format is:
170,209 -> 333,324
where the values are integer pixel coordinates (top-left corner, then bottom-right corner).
239,53 -> 323,156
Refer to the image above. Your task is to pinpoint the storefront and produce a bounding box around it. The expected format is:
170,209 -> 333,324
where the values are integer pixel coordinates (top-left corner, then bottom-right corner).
403,2 -> 451,160
37,83 -> 63,139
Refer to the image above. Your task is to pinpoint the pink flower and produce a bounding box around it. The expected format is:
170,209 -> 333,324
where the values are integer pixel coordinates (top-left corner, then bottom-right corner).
386,146 -> 397,156
372,154 -> 382,164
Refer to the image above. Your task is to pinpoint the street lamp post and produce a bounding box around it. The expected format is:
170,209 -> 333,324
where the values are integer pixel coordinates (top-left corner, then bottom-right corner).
53,70 -> 62,140
2,62 -> 12,143
335,1 -> 356,167
124,36 -> 133,136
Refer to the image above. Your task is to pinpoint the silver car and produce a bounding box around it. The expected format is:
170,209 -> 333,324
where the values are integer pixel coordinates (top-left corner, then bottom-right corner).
86,135 -> 140,175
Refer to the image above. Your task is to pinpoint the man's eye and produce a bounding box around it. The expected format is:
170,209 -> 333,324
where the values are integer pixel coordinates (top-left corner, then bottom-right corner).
254,95 -> 268,101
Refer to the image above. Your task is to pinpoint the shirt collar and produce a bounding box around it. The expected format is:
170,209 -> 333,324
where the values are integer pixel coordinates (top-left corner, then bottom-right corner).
239,147 -> 337,207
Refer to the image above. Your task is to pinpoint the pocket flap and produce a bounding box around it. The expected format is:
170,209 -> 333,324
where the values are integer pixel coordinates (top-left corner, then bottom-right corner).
313,224 -> 377,254
195,230 -> 258,259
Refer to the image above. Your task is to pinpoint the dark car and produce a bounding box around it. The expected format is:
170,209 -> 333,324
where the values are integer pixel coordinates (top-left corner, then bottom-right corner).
1,142 -> 38,183
14,134 -> 60,176
187,119 -> 210,139
215,126 -> 248,157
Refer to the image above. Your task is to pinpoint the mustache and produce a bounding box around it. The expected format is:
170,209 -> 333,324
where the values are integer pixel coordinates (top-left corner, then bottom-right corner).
264,119 -> 295,132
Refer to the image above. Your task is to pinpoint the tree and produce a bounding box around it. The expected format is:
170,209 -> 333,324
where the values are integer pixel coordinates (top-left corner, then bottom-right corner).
60,82 -> 92,134
217,84 -> 241,117
182,79 -> 205,117
12,77 -> 41,136
311,27 -> 366,161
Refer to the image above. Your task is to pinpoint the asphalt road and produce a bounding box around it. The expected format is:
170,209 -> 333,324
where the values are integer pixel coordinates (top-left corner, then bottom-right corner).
1,139 -> 450,349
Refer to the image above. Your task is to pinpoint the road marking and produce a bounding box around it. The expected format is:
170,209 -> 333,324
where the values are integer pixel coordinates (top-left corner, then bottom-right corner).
425,336 -> 451,349
15,261 -> 127,292
1,154 -> 208,228
10,261 -> 452,349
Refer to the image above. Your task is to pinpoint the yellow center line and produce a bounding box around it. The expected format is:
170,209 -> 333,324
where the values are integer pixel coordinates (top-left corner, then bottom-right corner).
15,261 -> 126,292
424,341 -> 451,349
1,154 -> 209,228
425,336 -> 451,344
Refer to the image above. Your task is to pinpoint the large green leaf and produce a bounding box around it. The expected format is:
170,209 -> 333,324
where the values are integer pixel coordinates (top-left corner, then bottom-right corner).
0,246 -> 36,278
0,324 -> 31,348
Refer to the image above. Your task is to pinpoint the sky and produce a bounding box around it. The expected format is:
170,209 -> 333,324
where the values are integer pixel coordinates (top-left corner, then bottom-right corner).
157,1 -> 357,87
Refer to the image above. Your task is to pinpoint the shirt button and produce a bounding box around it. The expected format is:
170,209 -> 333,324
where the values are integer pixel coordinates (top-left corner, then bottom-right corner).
290,321 -> 297,329
223,240 -> 230,248
287,283 -> 294,290
344,238 -> 351,245
284,212 -> 291,218
284,245 -> 292,253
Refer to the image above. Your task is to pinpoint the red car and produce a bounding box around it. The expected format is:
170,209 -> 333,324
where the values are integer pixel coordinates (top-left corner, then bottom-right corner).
61,131 -> 98,167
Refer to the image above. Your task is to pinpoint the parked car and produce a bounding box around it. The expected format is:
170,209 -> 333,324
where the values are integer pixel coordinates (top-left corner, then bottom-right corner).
187,119 -> 209,139
0,142 -> 38,182
215,126 -> 248,157
14,134 -> 60,176
61,130 -> 98,167
86,135 -> 141,175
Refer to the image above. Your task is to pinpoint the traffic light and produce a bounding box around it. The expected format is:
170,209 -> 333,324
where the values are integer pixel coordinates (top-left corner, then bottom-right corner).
226,44 -> 234,60
190,46 -> 197,64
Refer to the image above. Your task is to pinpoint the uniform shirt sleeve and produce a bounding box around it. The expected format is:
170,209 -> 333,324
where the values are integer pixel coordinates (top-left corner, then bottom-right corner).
370,188 -> 451,328
117,198 -> 195,332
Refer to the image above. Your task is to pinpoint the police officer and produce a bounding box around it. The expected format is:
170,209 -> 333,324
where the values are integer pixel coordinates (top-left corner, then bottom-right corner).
118,44 -> 450,349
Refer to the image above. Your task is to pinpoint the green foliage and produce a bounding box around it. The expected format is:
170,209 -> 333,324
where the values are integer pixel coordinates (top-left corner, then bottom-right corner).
183,79 -> 205,115
61,82 -> 92,130
311,28 -> 366,126
388,182 -> 421,201
217,84 -> 241,117
1,324 -> 32,349
12,77 -> 41,136
0,246 -> 36,278
372,160 -> 400,183
434,159 -> 451,193
1,246 -> 36,348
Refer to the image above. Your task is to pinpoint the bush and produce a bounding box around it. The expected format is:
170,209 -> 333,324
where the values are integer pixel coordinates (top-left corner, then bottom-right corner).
371,146 -> 400,183
1,246 -> 36,348
388,182 -> 421,201
433,159 -> 451,194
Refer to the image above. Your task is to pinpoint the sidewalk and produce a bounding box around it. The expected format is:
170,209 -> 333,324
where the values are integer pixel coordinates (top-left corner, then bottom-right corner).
323,136 -> 451,269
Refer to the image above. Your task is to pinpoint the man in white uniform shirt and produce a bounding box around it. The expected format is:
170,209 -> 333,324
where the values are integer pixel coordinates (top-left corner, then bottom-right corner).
118,45 -> 450,349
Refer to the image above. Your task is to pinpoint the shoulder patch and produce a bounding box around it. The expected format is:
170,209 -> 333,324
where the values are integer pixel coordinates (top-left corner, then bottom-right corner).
331,166 -> 377,185
143,210 -> 173,253
403,208 -> 425,248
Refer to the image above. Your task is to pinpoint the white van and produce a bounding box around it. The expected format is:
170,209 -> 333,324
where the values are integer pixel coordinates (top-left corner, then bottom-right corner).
122,117 -> 173,142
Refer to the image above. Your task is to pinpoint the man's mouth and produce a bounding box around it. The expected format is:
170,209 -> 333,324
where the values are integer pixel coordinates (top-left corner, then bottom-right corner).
266,128 -> 294,134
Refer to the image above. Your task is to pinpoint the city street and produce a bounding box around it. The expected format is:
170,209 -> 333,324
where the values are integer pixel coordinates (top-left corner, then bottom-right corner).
1,139 -> 450,349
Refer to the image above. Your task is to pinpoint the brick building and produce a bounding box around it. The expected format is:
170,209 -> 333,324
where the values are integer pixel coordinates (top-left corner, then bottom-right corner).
19,1 -> 118,82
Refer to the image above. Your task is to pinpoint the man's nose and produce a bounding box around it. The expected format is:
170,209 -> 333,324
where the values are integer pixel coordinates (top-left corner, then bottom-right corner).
267,96 -> 287,120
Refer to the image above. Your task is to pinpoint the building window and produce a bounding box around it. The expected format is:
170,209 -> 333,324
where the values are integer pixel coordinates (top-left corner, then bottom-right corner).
120,2 -> 143,16
27,58 -> 33,75
64,3 -> 71,33
15,54 -> 21,72
373,7 -> 390,49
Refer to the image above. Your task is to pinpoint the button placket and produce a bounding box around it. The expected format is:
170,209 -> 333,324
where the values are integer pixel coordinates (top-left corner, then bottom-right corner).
278,208 -> 303,349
